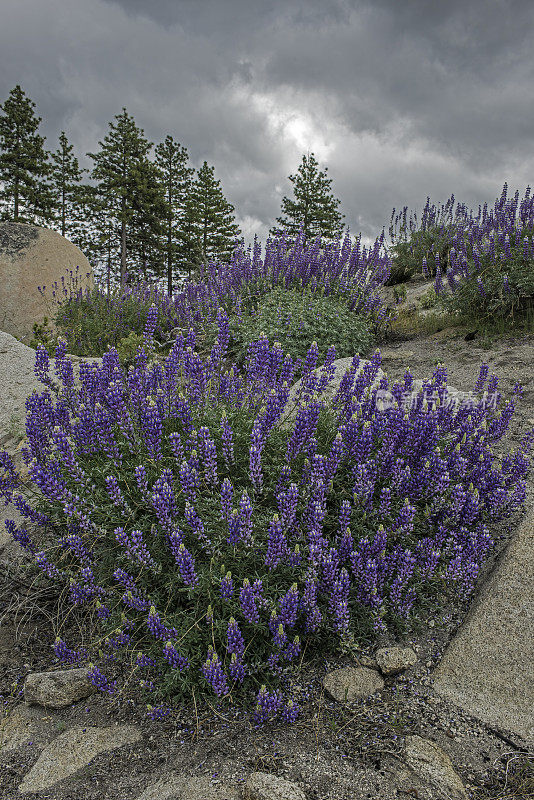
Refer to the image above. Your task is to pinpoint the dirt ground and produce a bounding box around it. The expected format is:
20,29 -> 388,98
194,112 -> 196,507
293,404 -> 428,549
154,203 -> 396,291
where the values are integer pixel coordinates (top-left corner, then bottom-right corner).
1,318 -> 533,800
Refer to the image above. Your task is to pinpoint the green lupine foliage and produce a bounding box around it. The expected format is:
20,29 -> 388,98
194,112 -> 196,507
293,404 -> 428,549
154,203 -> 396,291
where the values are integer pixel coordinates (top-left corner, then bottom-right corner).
440,226 -> 534,325
204,285 -> 373,376
388,224 -> 457,285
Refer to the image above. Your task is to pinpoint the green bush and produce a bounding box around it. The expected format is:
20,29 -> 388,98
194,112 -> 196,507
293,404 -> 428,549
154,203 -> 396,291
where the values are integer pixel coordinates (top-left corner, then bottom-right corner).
205,286 -> 373,375
49,285 -> 171,357
388,225 -> 456,285
439,232 -> 534,327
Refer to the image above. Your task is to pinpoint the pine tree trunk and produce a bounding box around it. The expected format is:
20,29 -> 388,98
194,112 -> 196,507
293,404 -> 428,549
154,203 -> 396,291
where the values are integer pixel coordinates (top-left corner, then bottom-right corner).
167,219 -> 172,296
14,176 -> 19,220
121,196 -> 127,287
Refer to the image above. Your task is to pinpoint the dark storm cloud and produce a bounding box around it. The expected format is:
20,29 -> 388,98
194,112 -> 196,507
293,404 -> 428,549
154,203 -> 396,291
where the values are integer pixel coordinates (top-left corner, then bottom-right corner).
1,0 -> 533,248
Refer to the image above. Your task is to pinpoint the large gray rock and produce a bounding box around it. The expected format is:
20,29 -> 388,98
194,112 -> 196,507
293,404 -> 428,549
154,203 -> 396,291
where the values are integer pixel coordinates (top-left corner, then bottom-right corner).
18,724 -> 141,794
278,356 -> 385,431
245,772 -> 307,800
432,506 -> 534,745
0,329 -> 102,443
24,668 -> 94,709
323,666 -> 384,704
404,736 -> 468,800
0,221 -> 93,345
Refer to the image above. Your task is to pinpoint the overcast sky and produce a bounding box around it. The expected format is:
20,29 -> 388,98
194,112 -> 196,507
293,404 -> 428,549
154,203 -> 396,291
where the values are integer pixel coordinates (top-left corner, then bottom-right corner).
2,0 -> 533,250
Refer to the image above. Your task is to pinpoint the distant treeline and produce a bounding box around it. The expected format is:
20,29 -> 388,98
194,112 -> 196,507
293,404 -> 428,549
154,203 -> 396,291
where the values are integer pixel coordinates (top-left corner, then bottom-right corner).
0,85 -> 346,294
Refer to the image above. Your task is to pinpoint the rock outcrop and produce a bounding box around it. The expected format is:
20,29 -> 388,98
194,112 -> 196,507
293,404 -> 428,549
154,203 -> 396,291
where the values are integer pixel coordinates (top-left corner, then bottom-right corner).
0,221 -> 93,345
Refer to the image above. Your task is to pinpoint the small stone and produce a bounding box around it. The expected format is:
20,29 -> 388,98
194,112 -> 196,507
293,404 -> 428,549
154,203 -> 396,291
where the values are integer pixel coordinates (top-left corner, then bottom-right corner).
404,735 -> 468,800
245,772 -> 307,800
375,646 -> 417,676
24,668 -> 95,709
18,724 -> 141,794
323,666 -> 384,704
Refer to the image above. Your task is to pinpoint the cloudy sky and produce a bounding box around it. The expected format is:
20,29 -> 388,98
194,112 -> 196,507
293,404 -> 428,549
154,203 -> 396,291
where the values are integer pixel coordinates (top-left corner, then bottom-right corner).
1,0 -> 534,250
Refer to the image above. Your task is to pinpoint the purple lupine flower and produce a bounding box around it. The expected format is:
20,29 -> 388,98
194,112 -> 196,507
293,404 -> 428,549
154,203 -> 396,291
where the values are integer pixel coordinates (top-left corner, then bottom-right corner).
105,474 -> 131,511
147,605 -> 178,640
279,583 -> 299,626
236,490 -> 253,543
224,510 -> 241,549
115,526 -> 158,569
163,641 -> 189,671
228,652 -> 246,684
220,571 -> 234,599
54,637 -> 86,665
198,426 -> 218,485
179,460 -> 198,502
174,543 -> 198,586
202,648 -> 229,697
122,590 -> 150,612
281,698 -> 300,723
169,431 -> 184,465
264,513 -> 288,569
220,411 -> 235,467
220,477 -> 233,522
87,664 -> 117,694
282,636 -> 301,663
226,617 -> 245,656
135,652 -> 156,670
35,551 -> 61,579
253,685 -> 283,724
239,578 -> 261,623
143,304 -> 159,346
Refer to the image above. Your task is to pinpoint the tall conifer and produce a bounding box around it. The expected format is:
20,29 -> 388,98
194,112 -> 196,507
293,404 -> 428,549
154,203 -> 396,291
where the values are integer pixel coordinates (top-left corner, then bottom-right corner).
269,151 -> 344,247
49,131 -> 86,238
186,160 -> 242,275
154,135 -> 195,294
88,109 -> 158,287
0,85 -> 54,223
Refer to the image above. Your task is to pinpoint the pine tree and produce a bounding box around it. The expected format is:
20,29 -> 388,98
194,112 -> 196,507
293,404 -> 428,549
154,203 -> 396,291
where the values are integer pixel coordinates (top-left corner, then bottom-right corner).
74,183 -> 120,295
88,108 -> 158,287
269,151 -> 344,247
186,161 -> 242,277
49,131 -> 86,238
0,85 -> 54,223
154,135 -> 195,294
129,158 -> 167,286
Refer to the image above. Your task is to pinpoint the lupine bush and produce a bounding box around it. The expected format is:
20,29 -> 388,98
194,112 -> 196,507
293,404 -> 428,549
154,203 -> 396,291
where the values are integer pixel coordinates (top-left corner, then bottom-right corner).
387,196 -> 470,284
33,271 -> 178,358
1,305 -> 532,724
434,184 -> 534,325
30,226 -> 393,365
202,284 -> 373,378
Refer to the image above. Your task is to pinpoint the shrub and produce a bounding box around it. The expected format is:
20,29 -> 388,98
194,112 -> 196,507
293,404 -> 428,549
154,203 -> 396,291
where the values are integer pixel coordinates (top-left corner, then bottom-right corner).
1,307 -> 531,724
387,196 -> 470,285
436,184 -> 534,326
31,226 -> 393,366
203,285 -> 373,377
